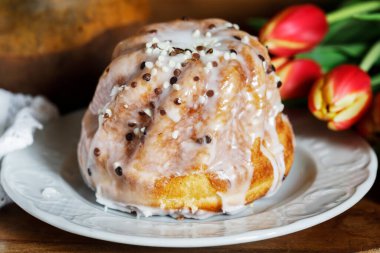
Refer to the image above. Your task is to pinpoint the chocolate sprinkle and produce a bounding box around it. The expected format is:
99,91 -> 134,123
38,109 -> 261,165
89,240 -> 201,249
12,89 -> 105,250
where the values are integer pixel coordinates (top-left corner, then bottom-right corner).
159,109 -> 166,115
149,101 -> 155,109
87,168 -> 92,176
212,61 -> 218,67
170,47 -> 185,56
170,76 -> 178,85
277,81 -> 283,88
192,53 -> 200,60
154,87 -> 163,95
174,98 -> 182,105
93,147 -> 100,157
115,166 -> 123,176
195,138 -> 204,144
208,24 -> 216,29
128,122 -> 137,127
105,67 -> 110,73
181,62 -> 189,67
174,69 -> 182,77
206,90 -> 214,97
148,29 -> 157,34
258,54 -> 265,61
142,73 -> 151,81
152,43 -> 158,49
116,76 -> 127,86
196,45 -> 205,51
206,48 -> 213,54
130,81 -> 137,88
266,64 -> 275,74
140,61 -> 146,70
233,35 -> 241,40
193,76 -> 200,81
230,49 -> 237,54
139,111 -> 147,116
126,132 -> 135,141
205,135 -> 212,144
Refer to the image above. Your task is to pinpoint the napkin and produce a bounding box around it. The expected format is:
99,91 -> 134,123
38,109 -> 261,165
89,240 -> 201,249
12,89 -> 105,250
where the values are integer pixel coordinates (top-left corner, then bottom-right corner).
0,89 -> 59,208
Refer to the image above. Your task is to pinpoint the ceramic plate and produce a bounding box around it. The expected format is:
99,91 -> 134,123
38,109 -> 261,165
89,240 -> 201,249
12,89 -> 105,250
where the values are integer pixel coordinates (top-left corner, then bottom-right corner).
1,110 -> 377,247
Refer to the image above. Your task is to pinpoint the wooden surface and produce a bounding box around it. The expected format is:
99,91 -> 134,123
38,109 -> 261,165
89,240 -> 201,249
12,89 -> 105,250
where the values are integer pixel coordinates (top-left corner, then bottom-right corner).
0,176 -> 379,253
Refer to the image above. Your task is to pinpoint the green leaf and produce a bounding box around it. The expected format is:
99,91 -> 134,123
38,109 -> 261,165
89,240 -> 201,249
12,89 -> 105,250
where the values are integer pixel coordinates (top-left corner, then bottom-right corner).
360,40 -> 380,71
323,19 -> 380,44
372,73 -> 380,92
296,44 -> 368,72
327,1 -> 380,23
354,13 -> 380,21
247,17 -> 267,31
339,0 -> 369,8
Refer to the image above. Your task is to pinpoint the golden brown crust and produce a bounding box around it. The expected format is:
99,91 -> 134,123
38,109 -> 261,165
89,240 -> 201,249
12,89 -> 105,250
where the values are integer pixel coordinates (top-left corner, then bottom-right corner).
151,114 -> 294,212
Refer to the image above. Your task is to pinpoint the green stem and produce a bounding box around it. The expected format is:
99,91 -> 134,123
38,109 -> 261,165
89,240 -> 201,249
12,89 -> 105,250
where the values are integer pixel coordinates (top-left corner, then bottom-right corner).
371,74 -> 380,92
327,1 -> 380,24
360,40 -> 380,72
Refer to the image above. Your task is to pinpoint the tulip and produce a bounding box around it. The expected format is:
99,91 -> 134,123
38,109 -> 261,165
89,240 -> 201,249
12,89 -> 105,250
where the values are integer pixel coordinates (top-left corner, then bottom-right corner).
356,93 -> 380,142
260,4 -> 328,57
275,58 -> 322,100
308,65 -> 372,131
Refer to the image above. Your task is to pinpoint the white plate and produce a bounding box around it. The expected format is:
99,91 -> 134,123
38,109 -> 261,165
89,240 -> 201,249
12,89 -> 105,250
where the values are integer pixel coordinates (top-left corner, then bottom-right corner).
1,110 -> 377,247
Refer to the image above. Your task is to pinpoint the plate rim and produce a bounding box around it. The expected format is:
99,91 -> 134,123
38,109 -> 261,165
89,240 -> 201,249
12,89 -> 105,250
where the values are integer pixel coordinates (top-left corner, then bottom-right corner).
1,111 -> 378,248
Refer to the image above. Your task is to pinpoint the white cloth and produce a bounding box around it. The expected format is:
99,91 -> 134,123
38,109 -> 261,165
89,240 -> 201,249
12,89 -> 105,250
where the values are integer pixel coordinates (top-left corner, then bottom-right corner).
0,89 -> 58,208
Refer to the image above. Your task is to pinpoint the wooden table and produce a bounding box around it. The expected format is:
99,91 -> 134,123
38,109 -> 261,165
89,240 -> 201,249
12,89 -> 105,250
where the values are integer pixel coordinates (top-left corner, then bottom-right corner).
1,176 -> 379,253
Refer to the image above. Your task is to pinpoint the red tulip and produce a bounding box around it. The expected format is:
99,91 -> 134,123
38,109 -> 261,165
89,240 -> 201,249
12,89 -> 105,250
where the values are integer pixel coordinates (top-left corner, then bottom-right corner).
356,93 -> 380,142
276,58 -> 322,100
308,65 -> 372,131
260,4 -> 328,57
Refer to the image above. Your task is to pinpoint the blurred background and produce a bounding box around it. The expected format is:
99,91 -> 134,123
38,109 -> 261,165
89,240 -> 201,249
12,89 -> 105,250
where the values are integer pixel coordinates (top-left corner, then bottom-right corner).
0,0 -> 335,113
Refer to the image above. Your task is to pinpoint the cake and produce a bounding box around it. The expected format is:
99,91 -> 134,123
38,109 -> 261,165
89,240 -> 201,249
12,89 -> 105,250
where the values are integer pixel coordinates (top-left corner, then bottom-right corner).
78,18 -> 295,219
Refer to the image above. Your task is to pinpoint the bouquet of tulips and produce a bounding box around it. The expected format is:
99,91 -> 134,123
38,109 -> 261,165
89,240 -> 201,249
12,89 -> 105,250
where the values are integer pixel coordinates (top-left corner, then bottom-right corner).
249,1 -> 380,147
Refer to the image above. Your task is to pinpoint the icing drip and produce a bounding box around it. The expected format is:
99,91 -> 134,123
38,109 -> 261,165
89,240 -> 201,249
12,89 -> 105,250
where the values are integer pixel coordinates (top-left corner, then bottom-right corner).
78,18 -> 288,219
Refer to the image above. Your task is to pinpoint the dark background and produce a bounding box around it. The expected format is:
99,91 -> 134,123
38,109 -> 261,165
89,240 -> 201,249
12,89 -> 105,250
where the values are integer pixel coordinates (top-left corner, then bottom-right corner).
0,0 -> 335,113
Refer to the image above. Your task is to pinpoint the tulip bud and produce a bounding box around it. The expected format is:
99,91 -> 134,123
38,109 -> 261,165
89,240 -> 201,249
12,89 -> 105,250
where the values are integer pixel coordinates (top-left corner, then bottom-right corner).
308,65 -> 372,131
260,4 -> 328,57
276,58 -> 322,100
356,93 -> 380,142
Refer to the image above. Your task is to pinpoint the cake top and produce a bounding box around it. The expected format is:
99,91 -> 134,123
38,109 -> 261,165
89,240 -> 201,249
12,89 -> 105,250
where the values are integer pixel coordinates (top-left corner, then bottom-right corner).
82,18 -> 286,214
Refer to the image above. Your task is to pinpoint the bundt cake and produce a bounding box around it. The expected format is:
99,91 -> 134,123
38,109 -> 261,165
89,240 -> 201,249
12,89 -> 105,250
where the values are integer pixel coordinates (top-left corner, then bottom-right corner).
78,18 -> 295,219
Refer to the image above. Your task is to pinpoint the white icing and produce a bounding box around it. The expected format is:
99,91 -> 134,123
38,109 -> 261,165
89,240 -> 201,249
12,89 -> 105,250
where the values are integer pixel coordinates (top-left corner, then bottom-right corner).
172,130 -> 179,139
96,192 -> 220,219
166,107 -> 181,122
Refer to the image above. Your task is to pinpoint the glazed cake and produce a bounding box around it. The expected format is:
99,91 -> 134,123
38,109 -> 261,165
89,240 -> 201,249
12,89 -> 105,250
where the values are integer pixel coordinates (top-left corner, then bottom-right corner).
78,18 -> 295,219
